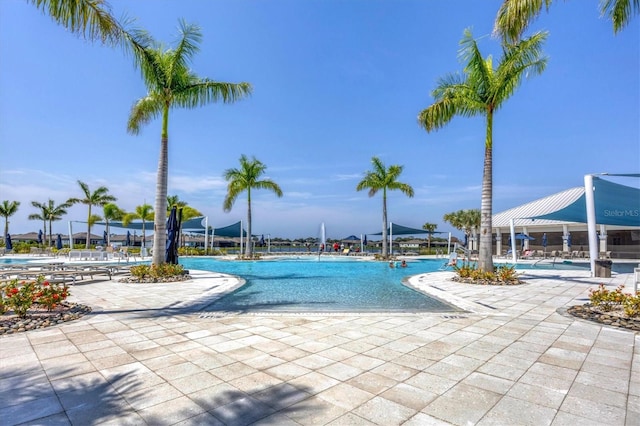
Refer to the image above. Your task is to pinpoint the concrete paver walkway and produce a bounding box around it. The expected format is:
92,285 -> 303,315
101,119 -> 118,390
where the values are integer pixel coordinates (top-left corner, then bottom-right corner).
1,267 -> 638,425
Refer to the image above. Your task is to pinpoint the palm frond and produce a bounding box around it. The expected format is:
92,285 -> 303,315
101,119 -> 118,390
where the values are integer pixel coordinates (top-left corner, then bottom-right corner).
174,80 -> 253,108
30,0 -> 122,44
167,20 -> 202,83
492,0 -> 551,44
600,0 -> 639,33
127,95 -> 163,135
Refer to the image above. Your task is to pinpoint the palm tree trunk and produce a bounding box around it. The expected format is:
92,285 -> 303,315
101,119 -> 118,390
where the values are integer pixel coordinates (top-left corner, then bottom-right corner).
246,190 -> 252,257
152,107 -> 170,265
478,110 -> 494,272
382,189 -> 388,257
86,205 -> 91,249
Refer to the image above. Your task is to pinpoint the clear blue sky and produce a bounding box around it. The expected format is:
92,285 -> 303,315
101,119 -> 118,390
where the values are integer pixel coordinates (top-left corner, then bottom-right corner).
1,0 -> 638,240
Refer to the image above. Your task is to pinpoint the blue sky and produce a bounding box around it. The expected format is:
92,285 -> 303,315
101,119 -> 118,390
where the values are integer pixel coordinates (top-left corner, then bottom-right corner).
1,0 -> 638,240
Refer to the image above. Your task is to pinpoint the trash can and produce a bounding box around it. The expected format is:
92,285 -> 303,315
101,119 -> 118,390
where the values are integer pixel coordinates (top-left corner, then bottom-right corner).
595,259 -> 612,278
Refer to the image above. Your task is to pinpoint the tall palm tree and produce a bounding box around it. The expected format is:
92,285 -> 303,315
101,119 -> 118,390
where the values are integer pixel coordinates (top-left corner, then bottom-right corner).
127,20 -> 252,265
28,199 -> 71,247
103,202 -> 125,247
0,200 -> 20,242
356,157 -> 414,258
67,180 -> 117,248
29,201 -> 50,247
223,155 -> 283,258
422,222 -> 437,253
123,204 -> 154,250
46,200 -> 73,248
493,0 -> 638,43
418,29 -> 546,272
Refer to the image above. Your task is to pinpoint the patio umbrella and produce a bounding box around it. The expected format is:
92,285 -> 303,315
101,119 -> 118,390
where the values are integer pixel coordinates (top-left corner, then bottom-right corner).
514,233 -> 535,250
37,229 -> 43,244
103,230 -> 108,245
125,231 -> 131,247
567,233 -> 572,248
259,235 -> 265,247
542,233 -> 547,248
165,206 -> 179,264
56,234 -> 63,250
363,235 -> 368,246
5,234 -> 12,251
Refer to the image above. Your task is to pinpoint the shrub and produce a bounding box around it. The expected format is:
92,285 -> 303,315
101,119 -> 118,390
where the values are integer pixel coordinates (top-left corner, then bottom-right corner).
4,280 -> 37,317
588,284 -> 626,312
2,276 -> 71,317
130,263 -> 185,279
623,292 -> 640,317
453,263 -> 520,284
35,280 -> 70,311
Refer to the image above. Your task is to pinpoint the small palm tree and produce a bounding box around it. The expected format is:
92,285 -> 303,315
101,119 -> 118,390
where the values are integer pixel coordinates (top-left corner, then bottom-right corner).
127,20 -> 252,265
223,155 -> 283,258
356,157 -> 414,258
123,204 -> 154,249
418,29 -> 547,272
103,203 -> 125,247
493,0 -> 638,43
0,200 -> 20,242
422,222 -> 437,253
443,209 -> 481,251
68,180 -> 117,248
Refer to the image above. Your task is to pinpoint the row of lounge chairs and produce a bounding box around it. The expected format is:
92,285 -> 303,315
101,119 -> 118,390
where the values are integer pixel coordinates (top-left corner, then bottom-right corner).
0,262 -> 131,285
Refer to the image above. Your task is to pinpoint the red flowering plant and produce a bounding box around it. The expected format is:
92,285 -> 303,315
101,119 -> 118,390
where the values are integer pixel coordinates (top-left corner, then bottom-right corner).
4,279 -> 37,318
2,276 -> 71,317
35,280 -> 70,311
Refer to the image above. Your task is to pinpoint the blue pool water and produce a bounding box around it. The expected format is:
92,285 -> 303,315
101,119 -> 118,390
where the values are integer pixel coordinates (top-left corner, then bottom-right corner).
181,257 -> 460,313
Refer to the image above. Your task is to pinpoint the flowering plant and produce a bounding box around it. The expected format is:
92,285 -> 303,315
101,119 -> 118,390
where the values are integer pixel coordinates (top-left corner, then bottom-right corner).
35,280 -> 70,311
1,276 -> 71,317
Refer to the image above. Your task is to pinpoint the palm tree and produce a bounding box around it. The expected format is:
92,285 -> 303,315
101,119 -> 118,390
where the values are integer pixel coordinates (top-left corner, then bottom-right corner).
167,195 -> 187,210
127,20 -> 252,265
223,155 -> 283,258
67,180 -> 117,249
418,29 -> 546,272
103,203 -> 125,247
0,200 -> 20,242
29,199 -> 72,247
356,157 -> 414,258
422,222 -> 437,253
493,0 -> 638,43
29,201 -> 49,247
443,209 -> 481,250
123,204 -> 154,250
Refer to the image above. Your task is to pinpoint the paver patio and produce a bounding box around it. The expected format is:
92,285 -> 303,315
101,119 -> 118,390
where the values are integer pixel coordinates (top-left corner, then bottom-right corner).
1,266 -> 638,425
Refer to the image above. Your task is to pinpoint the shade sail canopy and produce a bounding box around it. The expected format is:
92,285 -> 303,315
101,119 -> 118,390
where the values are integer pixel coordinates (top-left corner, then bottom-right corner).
527,177 -> 640,226
190,221 -> 247,237
370,223 -> 446,236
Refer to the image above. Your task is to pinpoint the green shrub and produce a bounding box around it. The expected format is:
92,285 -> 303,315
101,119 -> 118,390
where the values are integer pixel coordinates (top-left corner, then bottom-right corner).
623,292 -> 640,317
588,284 -> 626,312
2,276 -> 71,317
130,263 -> 185,279
453,263 -> 520,284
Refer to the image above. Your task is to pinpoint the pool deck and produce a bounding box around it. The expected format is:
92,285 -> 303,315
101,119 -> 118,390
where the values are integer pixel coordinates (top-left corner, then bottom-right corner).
1,263 -> 639,425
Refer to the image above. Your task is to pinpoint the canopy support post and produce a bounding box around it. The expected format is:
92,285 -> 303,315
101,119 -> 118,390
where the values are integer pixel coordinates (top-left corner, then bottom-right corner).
585,174 -> 598,276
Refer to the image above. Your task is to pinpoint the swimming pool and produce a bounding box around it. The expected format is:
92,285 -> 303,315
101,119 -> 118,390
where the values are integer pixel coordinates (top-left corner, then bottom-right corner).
181,257 -> 460,314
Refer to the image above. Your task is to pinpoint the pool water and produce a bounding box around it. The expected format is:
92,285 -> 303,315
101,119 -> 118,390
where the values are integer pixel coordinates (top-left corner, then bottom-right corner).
181,257 -> 460,313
